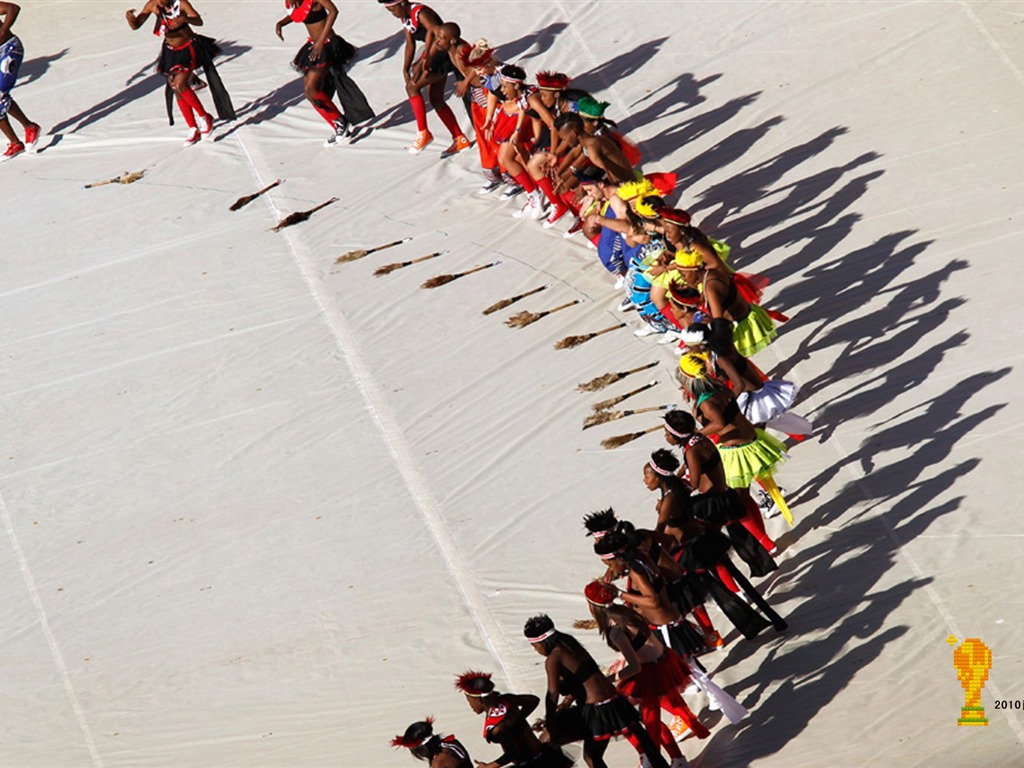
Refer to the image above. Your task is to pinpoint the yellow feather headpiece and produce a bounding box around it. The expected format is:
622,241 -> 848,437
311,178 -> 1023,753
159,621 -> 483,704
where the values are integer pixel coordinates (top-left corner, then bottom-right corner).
634,196 -> 661,219
673,248 -> 704,268
679,352 -> 710,379
617,178 -> 657,202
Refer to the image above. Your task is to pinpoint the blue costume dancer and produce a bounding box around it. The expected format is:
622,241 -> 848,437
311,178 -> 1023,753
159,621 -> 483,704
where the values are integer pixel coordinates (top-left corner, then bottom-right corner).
0,2 -> 40,160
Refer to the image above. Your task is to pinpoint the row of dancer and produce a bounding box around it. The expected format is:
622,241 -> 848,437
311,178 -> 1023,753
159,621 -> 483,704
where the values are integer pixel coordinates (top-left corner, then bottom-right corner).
378,1 -> 819,765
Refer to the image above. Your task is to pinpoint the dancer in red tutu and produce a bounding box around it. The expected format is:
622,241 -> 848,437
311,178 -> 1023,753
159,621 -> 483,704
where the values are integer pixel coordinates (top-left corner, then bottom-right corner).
276,0 -> 374,146
125,0 -> 234,145
586,580 -> 704,765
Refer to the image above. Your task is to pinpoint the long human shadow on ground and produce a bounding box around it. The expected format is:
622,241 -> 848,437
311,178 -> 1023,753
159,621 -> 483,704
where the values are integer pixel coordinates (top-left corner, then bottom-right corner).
622,64 -> 1011,766
49,41 -> 251,136
18,49 -> 69,85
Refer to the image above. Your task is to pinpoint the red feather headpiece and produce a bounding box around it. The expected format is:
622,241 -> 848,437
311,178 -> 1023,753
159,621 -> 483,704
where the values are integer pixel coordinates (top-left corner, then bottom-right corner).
390,716 -> 435,749
536,71 -> 571,90
454,670 -> 494,696
584,580 -> 617,606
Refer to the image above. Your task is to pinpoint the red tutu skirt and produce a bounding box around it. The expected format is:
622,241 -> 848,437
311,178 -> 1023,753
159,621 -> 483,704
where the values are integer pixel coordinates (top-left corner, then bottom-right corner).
617,648 -> 692,700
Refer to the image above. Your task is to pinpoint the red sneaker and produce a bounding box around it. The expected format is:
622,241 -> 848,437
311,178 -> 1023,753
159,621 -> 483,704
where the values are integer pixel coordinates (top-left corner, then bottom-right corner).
2,141 -> 25,160
199,113 -> 213,138
24,123 -> 41,153
183,128 -> 201,147
440,135 -> 471,159
408,130 -> 434,155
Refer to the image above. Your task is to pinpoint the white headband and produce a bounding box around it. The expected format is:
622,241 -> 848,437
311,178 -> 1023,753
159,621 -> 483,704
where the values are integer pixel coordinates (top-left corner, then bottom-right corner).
648,459 -> 673,477
526,629 -> 556,643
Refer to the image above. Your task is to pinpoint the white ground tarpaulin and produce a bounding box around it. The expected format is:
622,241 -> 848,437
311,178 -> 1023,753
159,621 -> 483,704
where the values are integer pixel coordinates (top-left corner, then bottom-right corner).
2,1 -> 1023,766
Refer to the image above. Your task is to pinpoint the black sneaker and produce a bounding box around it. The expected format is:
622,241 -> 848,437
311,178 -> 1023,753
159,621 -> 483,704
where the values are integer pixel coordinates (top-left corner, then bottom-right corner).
324,118 -> 349,147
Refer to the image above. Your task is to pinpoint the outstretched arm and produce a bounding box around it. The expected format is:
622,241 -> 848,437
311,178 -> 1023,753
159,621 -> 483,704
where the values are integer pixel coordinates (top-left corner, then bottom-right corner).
125,0 -> 156,31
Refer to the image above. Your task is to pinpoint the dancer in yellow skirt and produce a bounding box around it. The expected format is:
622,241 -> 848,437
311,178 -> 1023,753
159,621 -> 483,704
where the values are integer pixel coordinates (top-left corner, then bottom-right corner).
678,352 -> 793,525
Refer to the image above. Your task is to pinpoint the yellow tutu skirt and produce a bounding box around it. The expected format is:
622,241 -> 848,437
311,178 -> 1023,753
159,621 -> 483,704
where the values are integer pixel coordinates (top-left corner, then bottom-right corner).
719,428 -> 787,488
733,303 -> 777,357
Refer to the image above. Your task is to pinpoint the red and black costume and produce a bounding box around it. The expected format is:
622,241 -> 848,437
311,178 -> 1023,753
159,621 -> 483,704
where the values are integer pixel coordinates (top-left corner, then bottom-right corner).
153,2 -> 235,126
286,0 -> 374,127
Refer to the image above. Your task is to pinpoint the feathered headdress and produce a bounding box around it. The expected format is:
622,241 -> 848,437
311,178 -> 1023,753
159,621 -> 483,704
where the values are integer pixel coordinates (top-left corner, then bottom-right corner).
583,508 -> 619,537
584,580 -> 617,606
454,670 -> 494,697
617,178 -> 657,202
679,352 -> 710,379
577,96 -> 610,119
674,248 -> 703,268
536,71 -> 571,90
390,717 -> 435,749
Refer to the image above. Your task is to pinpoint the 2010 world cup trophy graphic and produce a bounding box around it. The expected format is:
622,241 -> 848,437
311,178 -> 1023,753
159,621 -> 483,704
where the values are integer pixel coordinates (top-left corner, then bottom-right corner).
950,636 -> 992,726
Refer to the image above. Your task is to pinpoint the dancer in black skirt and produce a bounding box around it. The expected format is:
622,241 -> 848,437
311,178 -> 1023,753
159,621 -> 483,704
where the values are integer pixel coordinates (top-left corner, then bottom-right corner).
276,0 -> 374,146
455,671 -> 571,768
524,614 -> 670,768
125,0 -> 234,144
391,717 -> 473,768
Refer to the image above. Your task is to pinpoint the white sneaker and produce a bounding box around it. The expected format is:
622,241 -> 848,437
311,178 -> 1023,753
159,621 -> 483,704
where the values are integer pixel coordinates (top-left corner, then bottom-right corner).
634,325 -> 659,337
528,191 -> 549,220
659,331 -> 681,345
183,127 -> 201,146
614,274 -> 626,290
617,296 -> 637,312
324,118 -> 349,147
199,113 -> 213,138
478,179 -> 502,195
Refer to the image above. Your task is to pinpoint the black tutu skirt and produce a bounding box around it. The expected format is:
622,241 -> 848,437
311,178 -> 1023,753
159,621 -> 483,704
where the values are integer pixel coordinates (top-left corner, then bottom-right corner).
726,521 -> 777,577
667,574 -> 706,615
580,695 -> 641,741
618,648 -> 692,701
291,35 -> 356,72
158,38 -> 202,75
691,489 -> 745,527
652,619 -> 705,657
161,35 -> 235,123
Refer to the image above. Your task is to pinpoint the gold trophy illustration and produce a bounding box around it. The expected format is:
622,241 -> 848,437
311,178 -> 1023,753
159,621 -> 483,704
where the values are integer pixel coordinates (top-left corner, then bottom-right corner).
950,636 -> 992,726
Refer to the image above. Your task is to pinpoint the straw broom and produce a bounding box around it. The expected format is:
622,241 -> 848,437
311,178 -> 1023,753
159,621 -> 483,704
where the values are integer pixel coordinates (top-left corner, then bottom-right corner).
334,237 -> 412,264
482,285 -> 547,315
601,424 -> 663,450
576,361 -> 658,392
230,179 -> 281,211
373,251 -> 443,277
421,260 -> 501,289
505,300 -> 580,328
84,170 -> 146,189
592,381 -> 658,413
554,322 -> 625,350
272,197 -> 338,232
583,404 -> 670,430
